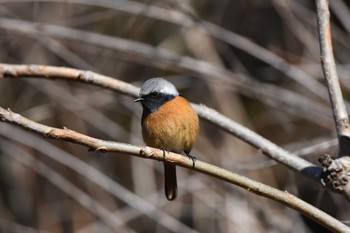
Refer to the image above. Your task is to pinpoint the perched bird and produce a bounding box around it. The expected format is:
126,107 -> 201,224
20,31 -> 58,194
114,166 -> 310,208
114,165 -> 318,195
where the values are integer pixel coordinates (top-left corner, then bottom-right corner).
135,78 -> 199,201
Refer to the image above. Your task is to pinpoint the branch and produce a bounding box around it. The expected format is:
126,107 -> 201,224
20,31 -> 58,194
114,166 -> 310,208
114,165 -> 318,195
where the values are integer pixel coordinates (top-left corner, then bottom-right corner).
0,64 -> 139,97
0,64 -> 321,182
0,124 -> 198,233
0,63 -> 322,181
315,0 -> 350,198
0,107 -> 348,232
316,0 -> 350,156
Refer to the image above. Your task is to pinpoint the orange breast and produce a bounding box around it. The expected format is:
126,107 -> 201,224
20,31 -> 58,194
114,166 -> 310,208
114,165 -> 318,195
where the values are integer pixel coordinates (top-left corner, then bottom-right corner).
142,96 -> 199,153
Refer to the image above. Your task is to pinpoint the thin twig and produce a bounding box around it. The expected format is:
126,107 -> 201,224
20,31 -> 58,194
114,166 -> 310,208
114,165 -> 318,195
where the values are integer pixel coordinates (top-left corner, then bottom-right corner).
0,63 -> 139,96
0,107 -> 349,232
315,0 -> 350,156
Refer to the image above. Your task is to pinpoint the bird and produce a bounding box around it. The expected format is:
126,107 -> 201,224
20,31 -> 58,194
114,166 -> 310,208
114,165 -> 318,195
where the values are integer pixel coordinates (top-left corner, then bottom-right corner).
135,77 -> 199,201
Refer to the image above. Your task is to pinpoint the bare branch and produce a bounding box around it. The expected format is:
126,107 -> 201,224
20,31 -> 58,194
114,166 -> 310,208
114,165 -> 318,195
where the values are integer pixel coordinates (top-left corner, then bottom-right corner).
314,0 -> 350,200
0,63 -> 322,181
0,107 -> 348,232
1,1 -> 350,231
316,0 -> 350,156
0,124 -> 197,233
0,64 -> 139,97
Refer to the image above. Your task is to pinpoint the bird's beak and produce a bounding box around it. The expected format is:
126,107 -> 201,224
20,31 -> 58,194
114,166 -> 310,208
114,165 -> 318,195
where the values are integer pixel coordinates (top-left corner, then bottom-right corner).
134,97 -> 143,102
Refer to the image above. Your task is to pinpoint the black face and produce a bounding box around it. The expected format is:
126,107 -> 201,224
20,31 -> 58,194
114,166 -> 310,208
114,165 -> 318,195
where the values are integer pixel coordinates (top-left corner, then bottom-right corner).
139,91 -> 176,113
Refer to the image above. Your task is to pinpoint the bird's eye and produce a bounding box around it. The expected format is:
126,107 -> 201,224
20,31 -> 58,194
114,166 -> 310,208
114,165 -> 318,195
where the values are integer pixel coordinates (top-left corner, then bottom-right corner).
150,92 -> 159,97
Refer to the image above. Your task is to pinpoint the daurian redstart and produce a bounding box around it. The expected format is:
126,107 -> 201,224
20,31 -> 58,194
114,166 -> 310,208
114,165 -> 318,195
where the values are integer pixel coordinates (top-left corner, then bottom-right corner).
135,78 -> 199,201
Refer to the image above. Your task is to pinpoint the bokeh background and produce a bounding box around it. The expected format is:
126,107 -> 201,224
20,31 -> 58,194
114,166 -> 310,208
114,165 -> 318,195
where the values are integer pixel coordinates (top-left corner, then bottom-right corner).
1,0 -> 350,232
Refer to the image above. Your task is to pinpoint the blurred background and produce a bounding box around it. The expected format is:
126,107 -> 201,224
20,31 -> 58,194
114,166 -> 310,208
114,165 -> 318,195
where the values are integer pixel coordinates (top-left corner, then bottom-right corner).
1,0 -> 350,232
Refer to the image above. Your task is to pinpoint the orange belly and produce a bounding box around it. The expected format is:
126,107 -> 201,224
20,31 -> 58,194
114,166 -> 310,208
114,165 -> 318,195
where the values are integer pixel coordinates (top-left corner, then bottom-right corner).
142,96 -> 199,153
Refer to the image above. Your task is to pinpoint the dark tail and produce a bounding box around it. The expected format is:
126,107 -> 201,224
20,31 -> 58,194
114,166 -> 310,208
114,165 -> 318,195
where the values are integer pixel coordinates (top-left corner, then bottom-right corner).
164,163 -> 177,201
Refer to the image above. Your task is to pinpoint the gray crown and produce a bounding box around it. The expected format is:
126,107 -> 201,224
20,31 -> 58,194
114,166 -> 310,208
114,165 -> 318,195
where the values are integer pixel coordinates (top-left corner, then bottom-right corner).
139,78 -> 179,96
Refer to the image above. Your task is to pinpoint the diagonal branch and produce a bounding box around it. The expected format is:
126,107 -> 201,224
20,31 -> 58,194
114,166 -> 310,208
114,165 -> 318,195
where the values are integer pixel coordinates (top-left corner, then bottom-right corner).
0,63 -> 321,181
0,106 -> 348,232
0,123 -> 198,233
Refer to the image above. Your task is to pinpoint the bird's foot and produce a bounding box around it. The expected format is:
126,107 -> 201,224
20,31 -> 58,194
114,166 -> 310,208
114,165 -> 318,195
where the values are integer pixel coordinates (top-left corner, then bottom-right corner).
185,151 -> 197,168
160,147 -> 170,160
